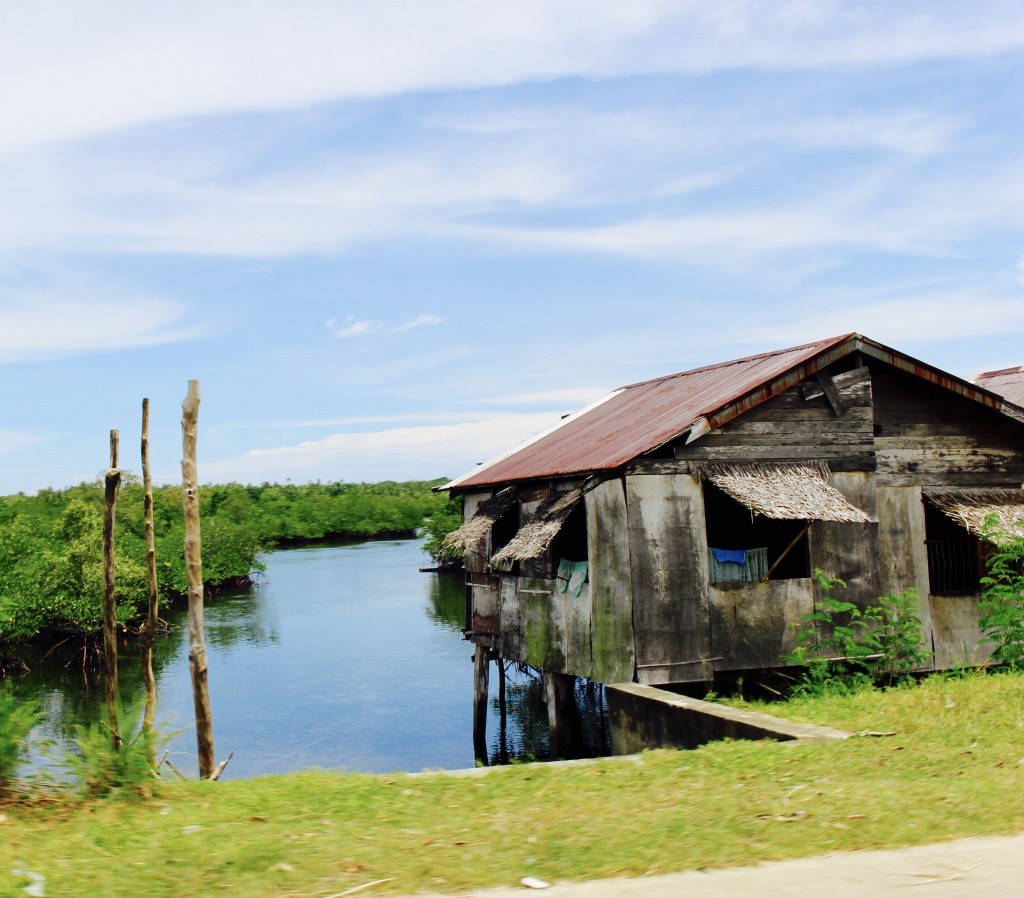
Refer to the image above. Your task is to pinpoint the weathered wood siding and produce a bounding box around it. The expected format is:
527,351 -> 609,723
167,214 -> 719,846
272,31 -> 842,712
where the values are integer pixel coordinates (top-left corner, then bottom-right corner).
709,579 -> 813,670
674,366 -> 875,471
931,595 -> 994,669
463,491 -> 499,638
810,471 -> 881,610
872,366 -> 1024,487
876,485 -> 935,667
626,473 -> 711,684
586,478 -> 635,683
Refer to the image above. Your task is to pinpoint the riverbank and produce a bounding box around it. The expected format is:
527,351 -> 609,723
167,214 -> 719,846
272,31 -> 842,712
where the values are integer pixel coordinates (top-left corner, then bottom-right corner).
4,670 -> 1023,897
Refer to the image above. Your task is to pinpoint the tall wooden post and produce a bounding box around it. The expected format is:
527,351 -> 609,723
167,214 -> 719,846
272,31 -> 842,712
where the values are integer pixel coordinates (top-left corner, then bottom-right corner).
472,645 -> 489,765
544,671 -> 581,760
140,399 -> 159,742
497,656 -> 508,764
102,429 -> 122,749
181,380 -> 215,779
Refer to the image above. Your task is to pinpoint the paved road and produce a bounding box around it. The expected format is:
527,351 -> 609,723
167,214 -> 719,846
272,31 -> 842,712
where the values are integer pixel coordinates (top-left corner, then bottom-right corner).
416,831 -> 1024,897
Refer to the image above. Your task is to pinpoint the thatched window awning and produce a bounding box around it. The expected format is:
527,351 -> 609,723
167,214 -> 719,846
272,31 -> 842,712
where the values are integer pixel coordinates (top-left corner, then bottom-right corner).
443,486 -> 516,553
924,488 -> 1024,544
697,462 -> 871,523
490,488 -> 583,566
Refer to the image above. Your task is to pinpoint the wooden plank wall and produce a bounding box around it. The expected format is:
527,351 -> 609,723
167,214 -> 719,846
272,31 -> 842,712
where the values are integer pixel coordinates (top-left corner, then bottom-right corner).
708,579 -> 813,670
872,366 -> 1024,487
674,366 -> 875,471
876,485 -> 935,668
463,492 -> 500,640
810,471 -> 881,610
586,478 -> 636,683
625,473 -> 711,684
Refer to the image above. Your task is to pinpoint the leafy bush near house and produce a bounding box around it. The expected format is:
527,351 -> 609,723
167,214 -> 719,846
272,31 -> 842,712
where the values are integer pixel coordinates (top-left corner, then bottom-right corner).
978,531 -> 1024,669
785,571 -> 930,696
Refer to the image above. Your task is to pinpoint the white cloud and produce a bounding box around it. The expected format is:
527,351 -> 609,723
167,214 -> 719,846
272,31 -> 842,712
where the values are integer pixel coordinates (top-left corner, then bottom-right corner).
2,2 -> 1021,155
0,289 -> 200,362
199,411 -> 564,484
720,289 -> 1024,349
0,429 -> 42,455
329,314 -> 444,339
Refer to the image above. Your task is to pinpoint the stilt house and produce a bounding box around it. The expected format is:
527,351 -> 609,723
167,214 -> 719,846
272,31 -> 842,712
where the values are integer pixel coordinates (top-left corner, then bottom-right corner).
444,334 -> 1024,686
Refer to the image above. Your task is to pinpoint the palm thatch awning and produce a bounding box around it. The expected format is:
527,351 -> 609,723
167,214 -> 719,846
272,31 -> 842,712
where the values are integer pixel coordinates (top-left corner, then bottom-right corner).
490,488 -> 583,566
443,486 -> 516,553
696,462 -> 870,523
924,488 -> 1024,544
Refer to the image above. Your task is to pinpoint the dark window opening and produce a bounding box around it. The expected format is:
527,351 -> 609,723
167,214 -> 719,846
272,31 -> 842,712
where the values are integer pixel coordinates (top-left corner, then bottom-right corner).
703,482 -> 810,582
551,501 -> 588,563
491,504 -> 520,576
924,503 -> 986,596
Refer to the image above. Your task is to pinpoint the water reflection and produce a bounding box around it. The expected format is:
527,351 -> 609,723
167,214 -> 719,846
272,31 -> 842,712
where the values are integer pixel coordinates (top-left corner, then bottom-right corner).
9,539 -> 608,779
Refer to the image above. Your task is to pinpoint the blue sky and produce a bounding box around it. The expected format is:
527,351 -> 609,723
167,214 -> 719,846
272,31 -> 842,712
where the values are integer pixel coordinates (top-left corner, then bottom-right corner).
1,1 -> 1023,494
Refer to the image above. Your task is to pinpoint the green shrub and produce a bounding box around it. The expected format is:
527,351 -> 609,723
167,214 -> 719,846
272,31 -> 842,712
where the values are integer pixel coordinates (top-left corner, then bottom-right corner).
59,705 -> 167,800
979,530 -> 1024,669
0,686 -> 40,793
785,571 -> 930,696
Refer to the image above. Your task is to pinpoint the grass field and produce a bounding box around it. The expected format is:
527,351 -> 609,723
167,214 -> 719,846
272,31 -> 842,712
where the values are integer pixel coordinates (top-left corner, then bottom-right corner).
2,671 -> 1023,898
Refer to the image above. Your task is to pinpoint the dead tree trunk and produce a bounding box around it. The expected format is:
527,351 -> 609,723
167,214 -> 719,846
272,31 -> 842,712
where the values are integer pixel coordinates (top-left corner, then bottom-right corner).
181,380 -> 215,779
140,398 -> 159,746
102,429 -> 122,750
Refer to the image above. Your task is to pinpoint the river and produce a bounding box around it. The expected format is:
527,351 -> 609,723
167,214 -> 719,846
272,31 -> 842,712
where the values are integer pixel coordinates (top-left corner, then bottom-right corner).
11,538 -> 608,780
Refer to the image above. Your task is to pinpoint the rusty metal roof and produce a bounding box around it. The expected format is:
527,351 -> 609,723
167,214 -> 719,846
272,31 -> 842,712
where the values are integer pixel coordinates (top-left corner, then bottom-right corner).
445,333 -> 1017,491
977,366 -> 1024,407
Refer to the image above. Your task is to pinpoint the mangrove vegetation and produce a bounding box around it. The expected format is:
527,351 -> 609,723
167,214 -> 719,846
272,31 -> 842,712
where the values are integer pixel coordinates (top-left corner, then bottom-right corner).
0,478 -> 450,643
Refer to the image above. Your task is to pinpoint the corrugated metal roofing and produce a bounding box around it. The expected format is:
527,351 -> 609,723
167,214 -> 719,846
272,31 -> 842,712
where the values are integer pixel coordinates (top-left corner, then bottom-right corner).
447,334 -> 853,490
977,366 -> 1024,407
445,332 -> 1019,491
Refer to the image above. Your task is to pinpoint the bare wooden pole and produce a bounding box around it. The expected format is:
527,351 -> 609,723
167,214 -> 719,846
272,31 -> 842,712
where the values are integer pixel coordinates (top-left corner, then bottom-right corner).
181,380 -> 215,778
472,645 -> 489,765
140,399 -> 160,745
102,429 -> 122,750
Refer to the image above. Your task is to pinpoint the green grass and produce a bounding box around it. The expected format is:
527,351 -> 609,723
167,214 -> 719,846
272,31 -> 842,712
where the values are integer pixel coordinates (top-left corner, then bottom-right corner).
3,671 -> 1024,897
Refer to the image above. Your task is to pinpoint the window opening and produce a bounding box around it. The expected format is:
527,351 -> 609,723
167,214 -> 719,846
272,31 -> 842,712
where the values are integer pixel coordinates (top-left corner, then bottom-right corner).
924,502 -> 986,596
703,482 -> 810,583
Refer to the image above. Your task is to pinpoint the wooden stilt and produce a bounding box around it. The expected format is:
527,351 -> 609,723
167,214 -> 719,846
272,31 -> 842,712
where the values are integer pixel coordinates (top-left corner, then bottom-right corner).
497,657 -> 508,765
472,645 -> 489,765
543,671 -> 581,760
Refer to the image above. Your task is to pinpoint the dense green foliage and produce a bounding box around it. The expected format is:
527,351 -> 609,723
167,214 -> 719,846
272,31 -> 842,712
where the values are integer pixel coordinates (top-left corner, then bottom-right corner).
978,526 -> 1024,669
421,494 -> 464,566
0,479 -> 448,641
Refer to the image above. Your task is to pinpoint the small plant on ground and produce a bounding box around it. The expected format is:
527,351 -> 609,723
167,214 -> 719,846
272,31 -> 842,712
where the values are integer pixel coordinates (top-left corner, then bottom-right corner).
784,571 -> 930,696
58,704 -> 167,800
978,528 -> 1024,669
0,686 -> 40,795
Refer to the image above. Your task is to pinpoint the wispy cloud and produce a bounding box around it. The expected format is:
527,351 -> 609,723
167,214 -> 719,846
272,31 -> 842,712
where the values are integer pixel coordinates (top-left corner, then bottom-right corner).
200,411 -> 564,484
2,2 -> 1021,154
0,429 -> 43,455
327,314 -> 444,339
0,285 -> 202,362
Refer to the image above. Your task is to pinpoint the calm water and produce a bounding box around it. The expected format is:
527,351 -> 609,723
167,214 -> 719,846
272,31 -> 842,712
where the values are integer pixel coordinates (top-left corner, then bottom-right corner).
12,539 -> 606,780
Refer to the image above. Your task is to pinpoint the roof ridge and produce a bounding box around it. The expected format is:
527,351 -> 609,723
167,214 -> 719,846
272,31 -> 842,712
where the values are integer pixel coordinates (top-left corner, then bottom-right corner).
618,333 -> 857,391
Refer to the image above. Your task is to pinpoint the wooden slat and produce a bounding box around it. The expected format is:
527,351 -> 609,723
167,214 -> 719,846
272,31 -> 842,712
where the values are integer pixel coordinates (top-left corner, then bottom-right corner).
626,473 -> 711,685
876,485 -> 934,669
709,579 -> 814,670
585,478 -> 636,683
